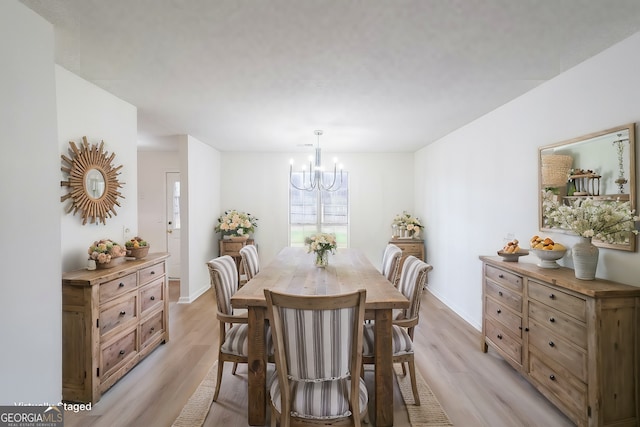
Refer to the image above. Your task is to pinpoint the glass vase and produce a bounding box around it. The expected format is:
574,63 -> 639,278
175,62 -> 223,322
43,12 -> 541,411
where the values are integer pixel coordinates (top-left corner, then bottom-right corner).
572,236 -> 599,280
315,251 -> 329,268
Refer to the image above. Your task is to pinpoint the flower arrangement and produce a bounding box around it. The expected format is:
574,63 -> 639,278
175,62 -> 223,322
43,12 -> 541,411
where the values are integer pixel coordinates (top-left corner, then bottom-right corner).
542,191 -> 639,244
392,211 -> 423,231
88,239 -> 127,264
215,209 -> 258,237
305,233 -> 338,266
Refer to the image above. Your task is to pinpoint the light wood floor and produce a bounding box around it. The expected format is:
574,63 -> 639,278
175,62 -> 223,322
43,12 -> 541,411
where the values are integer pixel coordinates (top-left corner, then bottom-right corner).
63,280 -> 574,427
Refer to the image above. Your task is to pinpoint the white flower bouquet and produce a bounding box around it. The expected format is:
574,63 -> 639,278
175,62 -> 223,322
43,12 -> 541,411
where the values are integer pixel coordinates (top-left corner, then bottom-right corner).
215,209 -> 258,237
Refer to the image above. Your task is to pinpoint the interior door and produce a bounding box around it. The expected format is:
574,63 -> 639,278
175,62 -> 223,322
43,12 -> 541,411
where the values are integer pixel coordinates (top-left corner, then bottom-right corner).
166,172 -> 181,279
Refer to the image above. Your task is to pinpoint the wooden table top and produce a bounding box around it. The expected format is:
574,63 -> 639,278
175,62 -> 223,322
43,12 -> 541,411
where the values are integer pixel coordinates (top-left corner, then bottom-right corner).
231,247 -> 409,310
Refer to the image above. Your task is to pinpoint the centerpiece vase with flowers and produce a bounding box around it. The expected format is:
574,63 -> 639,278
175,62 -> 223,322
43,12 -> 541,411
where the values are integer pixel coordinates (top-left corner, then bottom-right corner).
88,239 -> 127,269
392,211 -> 424,238
305,233 -> 337,268
543,192 -> 639,280
215,209 -> 258,241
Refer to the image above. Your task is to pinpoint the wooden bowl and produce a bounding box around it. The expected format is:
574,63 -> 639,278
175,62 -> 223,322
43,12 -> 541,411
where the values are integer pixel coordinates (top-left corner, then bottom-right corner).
126,245 -> 150,259
497,249 -> 529,262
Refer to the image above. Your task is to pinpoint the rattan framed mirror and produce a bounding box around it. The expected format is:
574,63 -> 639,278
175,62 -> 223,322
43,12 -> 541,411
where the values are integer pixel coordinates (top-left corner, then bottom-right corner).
60,136 -> 125,225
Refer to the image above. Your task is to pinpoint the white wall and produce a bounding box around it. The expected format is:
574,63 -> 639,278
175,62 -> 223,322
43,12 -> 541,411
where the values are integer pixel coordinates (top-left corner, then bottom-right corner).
137,149 -> 180,254
180,135 -> 221,302
220,151 -> 415,267
0,0 -> 60,404
416,31 -> 640,330
57,66 -> 138,272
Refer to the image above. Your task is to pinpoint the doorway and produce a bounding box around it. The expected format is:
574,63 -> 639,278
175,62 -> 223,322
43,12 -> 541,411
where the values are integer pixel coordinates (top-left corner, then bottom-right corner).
166,172 -> 181,279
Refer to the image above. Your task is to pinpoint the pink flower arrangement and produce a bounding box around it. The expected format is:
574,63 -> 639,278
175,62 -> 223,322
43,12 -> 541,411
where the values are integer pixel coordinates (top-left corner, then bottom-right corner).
88,239 -> 127,264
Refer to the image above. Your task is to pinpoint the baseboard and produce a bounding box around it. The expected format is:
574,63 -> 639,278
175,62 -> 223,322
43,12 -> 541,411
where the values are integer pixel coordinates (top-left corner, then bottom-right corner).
177,283 -> 211,304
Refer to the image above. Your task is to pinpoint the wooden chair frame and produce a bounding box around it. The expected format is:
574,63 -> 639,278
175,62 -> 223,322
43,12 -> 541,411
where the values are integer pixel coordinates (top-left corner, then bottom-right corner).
265,289 -> 368,427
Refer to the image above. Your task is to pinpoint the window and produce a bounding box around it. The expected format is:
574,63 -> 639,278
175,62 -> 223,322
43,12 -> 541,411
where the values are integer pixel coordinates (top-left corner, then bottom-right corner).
289,171 -> 349,247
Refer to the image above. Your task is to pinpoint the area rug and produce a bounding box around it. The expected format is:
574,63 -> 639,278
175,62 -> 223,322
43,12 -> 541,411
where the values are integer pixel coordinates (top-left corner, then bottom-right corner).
394,365 -> 453,426
171,361 -> 218,427
173,360 -> 453,426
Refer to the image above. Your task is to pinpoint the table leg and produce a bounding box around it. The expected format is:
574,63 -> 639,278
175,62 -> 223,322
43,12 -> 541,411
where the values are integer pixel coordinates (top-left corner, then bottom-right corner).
247,306 -> 267,425
374,308 -> 394,427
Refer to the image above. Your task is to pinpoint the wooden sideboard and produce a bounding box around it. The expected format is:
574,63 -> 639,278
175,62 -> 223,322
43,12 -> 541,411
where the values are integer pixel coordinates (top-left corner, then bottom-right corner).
62,253 -> 170,403
480,256 -> 640,426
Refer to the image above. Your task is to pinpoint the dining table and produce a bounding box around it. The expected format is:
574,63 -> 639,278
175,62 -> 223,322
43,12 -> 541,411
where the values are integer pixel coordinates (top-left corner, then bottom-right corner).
230,246 -> 410,427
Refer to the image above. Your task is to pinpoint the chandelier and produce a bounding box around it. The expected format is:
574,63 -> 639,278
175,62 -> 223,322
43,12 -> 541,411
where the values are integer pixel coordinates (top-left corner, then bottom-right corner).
289,130 -> 343,192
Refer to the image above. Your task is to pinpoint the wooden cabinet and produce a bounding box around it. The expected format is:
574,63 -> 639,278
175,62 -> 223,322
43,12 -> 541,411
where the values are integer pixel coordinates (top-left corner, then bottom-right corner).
480,256 -> 640,426
62,253 -> 170,403
389,238 -> 424,267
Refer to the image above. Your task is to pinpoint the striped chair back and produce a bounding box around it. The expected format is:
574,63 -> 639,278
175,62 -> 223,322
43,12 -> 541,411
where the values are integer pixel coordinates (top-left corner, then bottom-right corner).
239,245 -> 260,281
396,256 -> 433,320
265,290 -> 366,382
206,255 -> 239,316
381,244 -> 402,283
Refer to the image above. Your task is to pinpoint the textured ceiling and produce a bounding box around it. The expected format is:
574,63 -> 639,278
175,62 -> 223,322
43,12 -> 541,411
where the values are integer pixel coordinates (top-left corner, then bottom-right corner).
20,0 -> 640,152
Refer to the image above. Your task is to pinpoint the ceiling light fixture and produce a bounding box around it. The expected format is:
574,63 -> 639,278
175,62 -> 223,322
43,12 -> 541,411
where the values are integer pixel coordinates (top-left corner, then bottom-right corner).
290,130 -> 343,192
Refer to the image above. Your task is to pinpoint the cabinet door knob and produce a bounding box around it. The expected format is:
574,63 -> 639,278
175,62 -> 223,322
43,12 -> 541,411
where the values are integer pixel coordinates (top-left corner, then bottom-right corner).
497,334 -> 503,340
549,293 -> 556,299
150,296 -> 155,301
524,327 -> 529,332
119,282 -> 125,288
119,311 -> 126,316
150,327 -> 155,333
498,291 -> 503,296
150,271 -> 155,275
549,317 -> 555,323
498,274 -> 504,278
549,374 -> 556,381
549,341 -> 555,347
496,309 -> 501,314
119,350 -> 125,355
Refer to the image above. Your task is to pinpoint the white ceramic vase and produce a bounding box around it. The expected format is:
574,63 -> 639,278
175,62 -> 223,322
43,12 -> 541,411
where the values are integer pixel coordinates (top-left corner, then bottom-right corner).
572,237 -> 599,280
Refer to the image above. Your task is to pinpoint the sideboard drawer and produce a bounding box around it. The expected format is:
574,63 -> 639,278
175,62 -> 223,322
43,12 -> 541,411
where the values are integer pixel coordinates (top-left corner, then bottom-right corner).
485,264 -> 523,293
100,294 -> 138,337
140,278 -> 164,316
485,318 -> 522,365
101,328 -> 137,379
100,273 -> 137,302
140,310 -> 165,348
139,262 -> 165,285
528,280 -> 586,322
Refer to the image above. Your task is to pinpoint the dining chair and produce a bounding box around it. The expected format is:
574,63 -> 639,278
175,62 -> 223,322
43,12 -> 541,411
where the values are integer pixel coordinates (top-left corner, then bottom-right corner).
207,255 -> 271,401
264,288 -> 369,427
380,243 -> 402,284
362,255 -> 432,405
239,244 -> 260,284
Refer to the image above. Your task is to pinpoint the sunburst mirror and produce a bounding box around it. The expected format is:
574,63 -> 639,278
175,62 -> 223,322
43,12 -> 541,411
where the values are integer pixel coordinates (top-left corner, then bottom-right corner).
60,136 -> 125,225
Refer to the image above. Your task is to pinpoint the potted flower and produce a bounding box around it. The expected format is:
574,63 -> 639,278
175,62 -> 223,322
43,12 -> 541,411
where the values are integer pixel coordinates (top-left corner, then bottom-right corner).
215,209 -> 258,241
88,239 -> 127,269
125,236 -> 150,259
542,192 -> 639,279
392,211 -> 424,238
305,233 -> 337,267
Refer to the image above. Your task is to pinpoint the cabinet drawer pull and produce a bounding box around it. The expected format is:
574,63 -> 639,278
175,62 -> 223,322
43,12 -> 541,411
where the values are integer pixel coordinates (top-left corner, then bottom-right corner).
549,317 -> 555,323
549,374 -> 556,381
498,274 -> 504,278
496,309 -> 501,314
119,311 -> 126,316
497,334 -> 503,340
150,327 -> 155,333
150,296 -> 155,301
548,341 -> 555,347
119,350 -> 125,355
119,282 -> 125,288
498,291 -> 503,296
150,271 -> 155,275
549,293 -> 556,299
